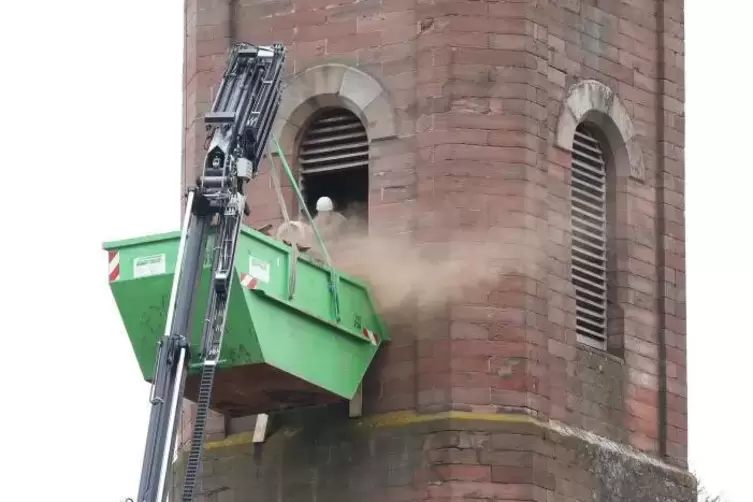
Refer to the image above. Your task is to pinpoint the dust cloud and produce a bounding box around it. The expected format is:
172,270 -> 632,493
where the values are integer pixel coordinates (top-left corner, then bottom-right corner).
305,211 -> 547,323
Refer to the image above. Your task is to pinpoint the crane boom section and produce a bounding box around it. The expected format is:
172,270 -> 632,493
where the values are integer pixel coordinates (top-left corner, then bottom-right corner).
134,43 -> 287,502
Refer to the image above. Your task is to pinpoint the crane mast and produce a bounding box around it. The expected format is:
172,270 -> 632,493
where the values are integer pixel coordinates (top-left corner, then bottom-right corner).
134,42 -> 286,502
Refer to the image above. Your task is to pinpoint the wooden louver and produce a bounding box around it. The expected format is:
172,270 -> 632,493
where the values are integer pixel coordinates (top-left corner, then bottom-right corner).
570,125 -> 608,348
298,108 -> 369,175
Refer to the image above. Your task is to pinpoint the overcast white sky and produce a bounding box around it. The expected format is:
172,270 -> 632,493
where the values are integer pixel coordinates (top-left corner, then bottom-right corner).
0,1 -> 749,501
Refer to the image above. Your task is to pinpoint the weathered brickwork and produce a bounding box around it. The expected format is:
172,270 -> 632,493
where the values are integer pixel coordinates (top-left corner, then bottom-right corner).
180,0 -> 688,498
172,413 -> 695,501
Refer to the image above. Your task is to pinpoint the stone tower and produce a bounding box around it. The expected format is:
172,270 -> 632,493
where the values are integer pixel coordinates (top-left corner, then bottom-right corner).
177,0 -> 693,500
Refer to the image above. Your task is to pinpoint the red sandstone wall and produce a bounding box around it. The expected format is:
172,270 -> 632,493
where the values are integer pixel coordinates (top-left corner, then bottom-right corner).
182,0 -> 686,469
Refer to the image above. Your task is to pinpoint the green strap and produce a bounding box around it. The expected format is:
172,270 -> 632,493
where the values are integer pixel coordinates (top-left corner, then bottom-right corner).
270,135 -> 341,322
265,143 -> 297,300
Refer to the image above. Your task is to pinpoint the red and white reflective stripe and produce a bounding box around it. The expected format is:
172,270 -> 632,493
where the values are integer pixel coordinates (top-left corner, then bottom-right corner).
362,328 -> 379,345
108,251 -> 120,282
240,273 -> 258,290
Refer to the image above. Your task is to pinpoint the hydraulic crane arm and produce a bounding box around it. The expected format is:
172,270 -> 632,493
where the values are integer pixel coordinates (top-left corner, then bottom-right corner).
135,42 -> 286,502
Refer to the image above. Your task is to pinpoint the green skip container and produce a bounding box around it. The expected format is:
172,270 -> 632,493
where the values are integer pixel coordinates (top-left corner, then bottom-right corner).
103,225 -> 389,417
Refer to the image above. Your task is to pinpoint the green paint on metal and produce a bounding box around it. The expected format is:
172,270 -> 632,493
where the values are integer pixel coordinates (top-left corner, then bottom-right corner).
103,230 -> 182,250
104,225 -> 389,401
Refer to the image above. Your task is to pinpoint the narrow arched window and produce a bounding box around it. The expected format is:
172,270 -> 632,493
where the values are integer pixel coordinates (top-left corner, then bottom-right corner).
570,123 -> 609,349
297,107 -> 369,223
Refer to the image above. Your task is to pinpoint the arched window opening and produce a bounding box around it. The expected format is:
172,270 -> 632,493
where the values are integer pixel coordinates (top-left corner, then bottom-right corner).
571,123 -> 609,349
298,107 -> 369,225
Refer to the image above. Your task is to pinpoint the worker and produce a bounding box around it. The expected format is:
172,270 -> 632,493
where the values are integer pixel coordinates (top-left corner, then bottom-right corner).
271,196 -> 347,260
312,196 -> 348,244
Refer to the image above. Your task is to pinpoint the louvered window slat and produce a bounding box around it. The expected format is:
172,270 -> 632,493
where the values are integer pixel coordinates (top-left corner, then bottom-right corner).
572,168 -> 606,189
571,125 -> 608,348
299,108 -> 369,175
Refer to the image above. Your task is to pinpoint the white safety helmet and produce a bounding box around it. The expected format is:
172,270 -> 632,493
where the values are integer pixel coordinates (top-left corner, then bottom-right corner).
316,196 -> 334,213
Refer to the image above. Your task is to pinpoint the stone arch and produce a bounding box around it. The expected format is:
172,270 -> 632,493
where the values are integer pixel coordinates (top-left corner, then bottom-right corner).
555,79 -> 646,181
271,63 -> 398,155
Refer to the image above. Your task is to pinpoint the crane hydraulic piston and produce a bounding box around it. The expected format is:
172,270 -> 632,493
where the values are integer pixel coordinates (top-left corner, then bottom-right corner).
133,42 -> 286,502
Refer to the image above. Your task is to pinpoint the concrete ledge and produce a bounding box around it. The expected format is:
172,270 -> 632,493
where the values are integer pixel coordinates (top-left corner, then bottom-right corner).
173,409 -> 695,502
200,410 -> 689,477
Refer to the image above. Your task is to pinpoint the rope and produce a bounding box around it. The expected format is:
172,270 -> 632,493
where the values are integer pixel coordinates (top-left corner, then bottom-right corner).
270,136 -> 333,267
266,142 -> 299,300
270,134 -> 341,322
268,149 -> 290,223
